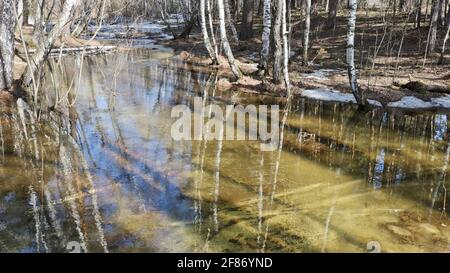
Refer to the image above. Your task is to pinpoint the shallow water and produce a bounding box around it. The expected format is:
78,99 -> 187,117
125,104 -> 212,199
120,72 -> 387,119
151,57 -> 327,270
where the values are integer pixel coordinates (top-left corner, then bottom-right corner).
0,45 -> 449,253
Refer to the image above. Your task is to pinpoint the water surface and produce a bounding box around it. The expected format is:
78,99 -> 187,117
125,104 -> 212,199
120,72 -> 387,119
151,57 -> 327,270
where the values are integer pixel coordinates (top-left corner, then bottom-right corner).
0,43 -> 449,253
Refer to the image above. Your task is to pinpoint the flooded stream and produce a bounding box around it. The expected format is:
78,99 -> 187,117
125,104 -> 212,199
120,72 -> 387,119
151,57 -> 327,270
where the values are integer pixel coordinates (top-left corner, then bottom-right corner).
0,41 -> 449,253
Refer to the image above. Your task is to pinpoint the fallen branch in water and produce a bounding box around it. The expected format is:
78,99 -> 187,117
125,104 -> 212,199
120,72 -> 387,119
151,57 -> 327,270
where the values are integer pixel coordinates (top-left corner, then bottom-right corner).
16,45 -> 117,57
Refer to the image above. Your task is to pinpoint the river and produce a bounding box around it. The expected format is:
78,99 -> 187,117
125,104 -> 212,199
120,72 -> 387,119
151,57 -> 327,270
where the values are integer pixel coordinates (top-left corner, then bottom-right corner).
0,27 -> 448,253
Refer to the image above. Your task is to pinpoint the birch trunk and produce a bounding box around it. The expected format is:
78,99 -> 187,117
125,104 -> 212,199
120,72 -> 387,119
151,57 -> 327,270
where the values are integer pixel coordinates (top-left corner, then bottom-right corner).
438,0 -> 445,26
429,0 -> 441,52
303,0 -> 311,65
282,0 -> 291,94
206,0 -> 218,57
21,0 -> 79,92
200,0 -> 218,64
439,9 -> 450,64
218,0 -> 242,79
17,0 -> 24,28
347,0 -> 367,106
259,0 -> 272,73
0,0 -> 16,91
33,0 -> 44,41
272,0 -> 283,84
224,0 -> 239,42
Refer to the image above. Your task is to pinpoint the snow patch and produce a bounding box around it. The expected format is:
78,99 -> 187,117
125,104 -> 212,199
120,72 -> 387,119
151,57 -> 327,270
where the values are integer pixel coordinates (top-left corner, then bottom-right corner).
302,69 -> 342,80
387,96 -> 433,109
388,95 -> 450,109
302,88 -> 382,107
431,96 -> 450,109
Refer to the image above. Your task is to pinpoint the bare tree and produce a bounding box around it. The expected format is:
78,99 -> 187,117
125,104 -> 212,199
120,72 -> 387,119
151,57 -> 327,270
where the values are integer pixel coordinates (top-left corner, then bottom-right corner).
439,8 -> 450,64
428,0 -> 441,52
258,0 -> 272,75
303,0 -> 311,65
347,0 -> 367,106
200,0 -> 218,64
272,0 -> 283,84
33,0 -> 44,41
218,0 -> 242,79
224,0 -> 239,42
206,0 -> 218,56
282,0 -> 291,93
0,0 -> 16,91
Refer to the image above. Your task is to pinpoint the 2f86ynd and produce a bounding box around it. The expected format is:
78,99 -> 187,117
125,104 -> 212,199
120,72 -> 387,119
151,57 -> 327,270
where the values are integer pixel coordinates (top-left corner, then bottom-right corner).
221,258 -> 272,269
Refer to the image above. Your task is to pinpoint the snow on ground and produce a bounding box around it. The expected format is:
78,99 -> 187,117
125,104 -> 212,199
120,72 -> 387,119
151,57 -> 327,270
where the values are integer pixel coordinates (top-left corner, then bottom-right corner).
301,88 -> 383,107
302,89 -> 450,110
302,69 -> 344,80
387,95 -> 450,110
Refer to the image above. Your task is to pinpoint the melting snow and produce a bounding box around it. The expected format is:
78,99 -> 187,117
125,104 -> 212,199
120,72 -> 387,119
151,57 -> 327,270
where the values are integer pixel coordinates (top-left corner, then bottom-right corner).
387,95 -> 450,109
302,69 -> 343,80
302,89 -> 382,107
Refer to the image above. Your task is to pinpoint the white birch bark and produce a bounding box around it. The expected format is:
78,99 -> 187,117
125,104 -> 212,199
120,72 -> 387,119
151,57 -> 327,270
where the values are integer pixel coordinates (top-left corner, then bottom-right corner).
346,0 -> 366,106
206,0 -> 218,57
282,0 -> 291,93
0,0 -> 16,90
224,0 -> 239,42
429,0 -> 441,52
259,0 -> 272,73
200,0 -> 218,64
439,11 -> 450,64
33,0 -> 43,41
303,0 -> 311,65
17,0 -> 24,27
218,0 -> 242,79
272,0 -> 283,83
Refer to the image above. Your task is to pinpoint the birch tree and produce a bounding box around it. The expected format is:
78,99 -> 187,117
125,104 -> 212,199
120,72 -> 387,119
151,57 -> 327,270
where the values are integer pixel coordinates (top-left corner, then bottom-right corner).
272,0 -> 283,84
347,0 -> 367,106
206,0 -> 217,53
0,0 -> 16,91
33,0 -> 44,41
224,0 -> 239,42
282,0 -> 291,93
303,0 -> 311,65
258,0 -> 271,75
200,0 -> 218,64
439,9 -> 450,64
428,0 -> 441,52
218,0 -> 242,79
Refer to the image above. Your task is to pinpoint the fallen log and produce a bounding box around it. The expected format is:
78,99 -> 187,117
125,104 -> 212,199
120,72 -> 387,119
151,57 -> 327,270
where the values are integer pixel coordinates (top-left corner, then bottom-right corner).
17,45 -> 117,57
394,81 -> 450,94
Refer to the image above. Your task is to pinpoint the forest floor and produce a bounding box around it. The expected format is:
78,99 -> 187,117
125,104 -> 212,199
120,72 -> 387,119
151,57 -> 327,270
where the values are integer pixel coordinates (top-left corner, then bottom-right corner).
161,10 -> 450,106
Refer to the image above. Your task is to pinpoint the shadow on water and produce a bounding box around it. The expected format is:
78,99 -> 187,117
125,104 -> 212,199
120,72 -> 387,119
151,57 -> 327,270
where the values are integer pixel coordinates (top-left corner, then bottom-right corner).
0,45 -> 449,253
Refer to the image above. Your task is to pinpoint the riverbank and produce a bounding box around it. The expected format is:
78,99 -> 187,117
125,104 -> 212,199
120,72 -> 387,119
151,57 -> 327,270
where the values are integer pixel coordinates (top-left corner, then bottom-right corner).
164,37 -> 450,111
4,17 -> 450,111
158,9 -> 450,111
